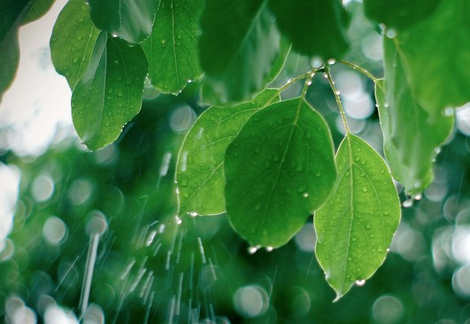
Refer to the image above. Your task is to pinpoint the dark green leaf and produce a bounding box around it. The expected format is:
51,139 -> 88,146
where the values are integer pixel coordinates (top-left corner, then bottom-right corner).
392,0 -> 470,115
0,0 -> 30,101
50,0 -> 101,88
200,0 -> 281,104
87,0 -> 159,44
22,0 -> 55,25
177,89 -> 281,216
225,98 -> 337,248
269,0 -> 350,60
142,0 -> 203,95
376,37 -> 454,196
315,134 -> 400,300
71,33 -> 148,151
363,0 -> 440,30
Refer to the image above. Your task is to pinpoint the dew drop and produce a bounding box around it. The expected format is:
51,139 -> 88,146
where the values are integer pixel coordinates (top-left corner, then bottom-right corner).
362,186 -> 368,193
355,279 -> 366,287
352,236 -> 358,242
385,28 -> 397,38
302,192 -> 309,198
265,246 -> 274,252
254,203 -> 262,211
248,246 -> 259,254
402,198 -> 413,208
327,58 -> 336,65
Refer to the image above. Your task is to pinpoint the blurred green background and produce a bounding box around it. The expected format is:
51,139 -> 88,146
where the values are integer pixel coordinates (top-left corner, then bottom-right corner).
2,1 -> 470,324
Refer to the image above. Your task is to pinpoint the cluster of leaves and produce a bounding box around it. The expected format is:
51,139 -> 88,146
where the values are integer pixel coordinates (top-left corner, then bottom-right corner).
2,0 -> 470,299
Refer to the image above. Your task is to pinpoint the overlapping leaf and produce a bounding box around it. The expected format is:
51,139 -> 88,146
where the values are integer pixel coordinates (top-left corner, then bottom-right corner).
269,0 -> 350,60
363,0 -> 440,30
87,0 -> 159,44
315,134 -> 400,300
142,0 -> 203,95
50,0 -> 100,88
199,0 -> 281,104
376,37 -> 454,196
225,98 -> 337,248
392,0 -> 470,115
71,33 -> 148,151
177,89 -> 280,216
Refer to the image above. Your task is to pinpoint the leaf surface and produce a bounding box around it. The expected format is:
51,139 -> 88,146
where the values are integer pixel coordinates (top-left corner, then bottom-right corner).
50,0 -> 101,88
269,0 -> 350,60
225,98 -> 337,248
177,89 -> 280,216
199,0 -> 281,104
87,0 -> 159,44
315,134 -> 400,300
363,0 -> 440,30
376,37 -> 454,195
142,0 -> 203,95
392,0 -> 470,114
22,0 -> 54,25
71,33 -> 148,151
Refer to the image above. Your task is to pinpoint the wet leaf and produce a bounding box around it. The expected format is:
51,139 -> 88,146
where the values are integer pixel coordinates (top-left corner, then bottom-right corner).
225,98 -> 337,248
392,0 -> 470,115
177,89 -> 281,216
50,0 -> 101,88
87,0 -> 159,44
363,0 -> 440,30
269,0 -> 350,60
315,134 -> 400,301
71,33 -> 148,151
376,37 -> 454,196
200,0 -> 281,104
142,0 -> 203,95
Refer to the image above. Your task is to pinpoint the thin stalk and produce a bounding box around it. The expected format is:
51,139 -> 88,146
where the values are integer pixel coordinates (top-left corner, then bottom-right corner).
338,59 -> 379,83
324,64 -> 350,134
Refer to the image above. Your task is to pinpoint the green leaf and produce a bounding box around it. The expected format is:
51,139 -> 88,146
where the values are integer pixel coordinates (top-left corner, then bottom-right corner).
391,0 -> 470,115
177,89 -> 281,216
376,37 -> 454,196
71,33 -> 148,151
22,0 -> 55,25
315,134 -> 400,301
363,0 -> 440,30
0,0 -> 30,101
199,0 -> 281,104
142,0 -> 203,95
225,98 -> 337,248
50,0 -> 101,88
87,0 -> 159,44
269,0 -> 350,60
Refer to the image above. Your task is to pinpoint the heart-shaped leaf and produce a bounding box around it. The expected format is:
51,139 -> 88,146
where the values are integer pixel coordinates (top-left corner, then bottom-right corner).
225,98 -> 337,248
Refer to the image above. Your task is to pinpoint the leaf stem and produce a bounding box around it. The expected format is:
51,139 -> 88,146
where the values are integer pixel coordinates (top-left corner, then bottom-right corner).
325,64 -> 350,134
338,59 -> 379,83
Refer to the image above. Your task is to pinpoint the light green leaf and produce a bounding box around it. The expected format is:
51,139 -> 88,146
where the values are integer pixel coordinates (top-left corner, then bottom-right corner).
269,0 -> 350,60
142,0 -> 203,95
177,89 -> 281,216
87,0 -> 159,44
50,0 -> 101,88
199,0 -> 281,104
363,0 -> 440,30
392,0 -> 470,115
225,98 -> 337,248
377,37 -> 454,196
315,134 -> 400,301
71,33 -> 148,151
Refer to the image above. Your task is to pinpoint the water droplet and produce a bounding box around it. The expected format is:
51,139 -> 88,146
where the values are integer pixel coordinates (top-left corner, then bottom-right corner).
189,211 -> 198,217
385,28 -> 397,38
175,215 -> 182,225
355,279 -> 366,287
352,236 -> 358,242
362,186 -> 368,193
265,246 -> 274,252
402,198 -> 413,208
413,193 -> 422,201
310,56 -> 323,68
298,185 -> 307,193
254,203 -> 262,211
327,58 -> 336,65
315,172 -> 322,177
302,192 -> 309,198
248,246 -> 259,254
366,224 -> 371,230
